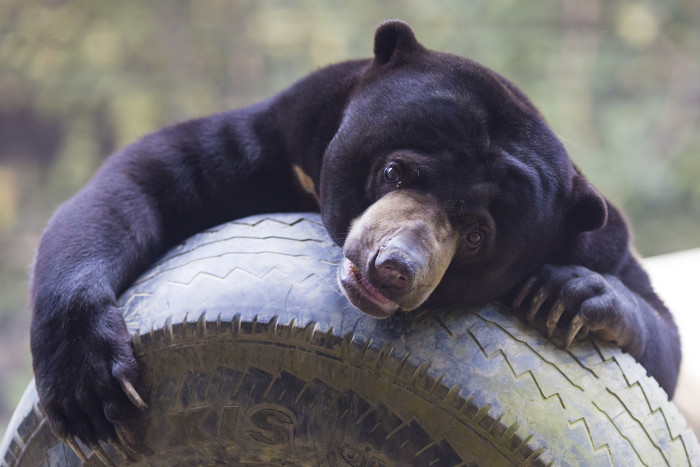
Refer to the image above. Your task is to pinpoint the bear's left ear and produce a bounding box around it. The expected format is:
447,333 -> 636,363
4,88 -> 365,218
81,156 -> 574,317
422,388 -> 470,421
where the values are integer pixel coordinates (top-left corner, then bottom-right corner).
373,20 -> 422,65
566,174 -> 608,232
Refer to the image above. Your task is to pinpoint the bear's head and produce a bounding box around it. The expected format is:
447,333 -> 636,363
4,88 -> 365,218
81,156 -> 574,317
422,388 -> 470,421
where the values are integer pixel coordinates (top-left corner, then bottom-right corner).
320,20 -> 607,318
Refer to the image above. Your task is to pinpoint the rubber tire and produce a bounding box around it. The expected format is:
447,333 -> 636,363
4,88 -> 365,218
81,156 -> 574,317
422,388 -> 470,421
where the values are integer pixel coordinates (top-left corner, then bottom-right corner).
1,213 -> 698,466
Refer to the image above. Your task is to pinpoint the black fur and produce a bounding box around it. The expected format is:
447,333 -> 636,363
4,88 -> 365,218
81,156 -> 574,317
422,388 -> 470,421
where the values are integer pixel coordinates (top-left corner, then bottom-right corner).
30,20 -> 680,444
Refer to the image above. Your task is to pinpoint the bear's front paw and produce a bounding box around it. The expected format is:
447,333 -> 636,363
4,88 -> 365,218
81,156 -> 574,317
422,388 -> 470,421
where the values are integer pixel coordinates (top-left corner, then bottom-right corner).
31,304 -> 147,458
512,264 -> 644,353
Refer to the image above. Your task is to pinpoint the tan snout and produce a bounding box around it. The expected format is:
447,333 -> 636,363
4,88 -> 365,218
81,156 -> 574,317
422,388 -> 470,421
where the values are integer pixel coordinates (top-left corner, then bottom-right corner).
338,190 -> 459,318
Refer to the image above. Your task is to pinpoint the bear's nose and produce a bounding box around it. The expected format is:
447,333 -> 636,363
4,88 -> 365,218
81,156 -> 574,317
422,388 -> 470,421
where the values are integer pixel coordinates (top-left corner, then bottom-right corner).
375,259 -> 410,291
372,239 -> 421,293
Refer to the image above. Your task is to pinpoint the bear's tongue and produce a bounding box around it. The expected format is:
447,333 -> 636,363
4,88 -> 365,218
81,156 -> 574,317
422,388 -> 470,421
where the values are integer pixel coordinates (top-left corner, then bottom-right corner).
339,257 -> 399,318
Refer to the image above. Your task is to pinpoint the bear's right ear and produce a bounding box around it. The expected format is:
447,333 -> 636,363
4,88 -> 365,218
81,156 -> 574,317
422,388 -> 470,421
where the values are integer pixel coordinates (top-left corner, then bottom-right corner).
373,20 -> 422,65
565,173 -> 608,233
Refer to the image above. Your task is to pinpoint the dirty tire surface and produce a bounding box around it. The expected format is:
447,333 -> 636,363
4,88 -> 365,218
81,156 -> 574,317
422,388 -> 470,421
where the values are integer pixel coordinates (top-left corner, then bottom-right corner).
2,213 -> 699,466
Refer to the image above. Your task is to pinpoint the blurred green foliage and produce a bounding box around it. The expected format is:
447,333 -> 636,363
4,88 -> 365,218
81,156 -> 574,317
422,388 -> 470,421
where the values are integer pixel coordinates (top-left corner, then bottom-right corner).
1,0 -> 698,437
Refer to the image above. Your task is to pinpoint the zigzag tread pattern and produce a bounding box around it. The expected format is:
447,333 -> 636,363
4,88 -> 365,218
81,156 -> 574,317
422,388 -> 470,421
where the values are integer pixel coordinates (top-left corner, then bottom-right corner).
137,239 -> 329,285
162,265 -> 291,288
120,268 -> 340,315
465,328 -> 567,411
608,351 -> 690,442
151,215 -> 326,266
471,307 -> 699,465
566,417 -> 614,463
599,385 -> 692,465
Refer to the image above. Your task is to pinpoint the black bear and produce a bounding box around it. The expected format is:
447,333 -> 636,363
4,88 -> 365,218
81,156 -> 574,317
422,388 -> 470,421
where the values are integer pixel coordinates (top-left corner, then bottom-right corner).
29,20 -> 680,447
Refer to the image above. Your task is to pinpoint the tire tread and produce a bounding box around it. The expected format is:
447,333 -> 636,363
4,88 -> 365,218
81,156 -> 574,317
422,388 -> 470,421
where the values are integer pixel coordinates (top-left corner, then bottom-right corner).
2,213 -> 698,466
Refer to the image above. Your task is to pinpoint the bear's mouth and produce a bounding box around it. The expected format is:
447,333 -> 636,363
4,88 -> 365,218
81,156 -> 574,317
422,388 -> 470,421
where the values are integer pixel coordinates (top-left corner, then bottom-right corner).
338,257 -> 400,318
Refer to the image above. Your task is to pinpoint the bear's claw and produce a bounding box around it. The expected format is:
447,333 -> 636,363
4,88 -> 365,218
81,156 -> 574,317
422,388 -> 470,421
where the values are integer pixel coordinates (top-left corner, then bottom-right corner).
65,435 -> 89,463
119,378 -> 148,411
88,442 -> 115,467
563,315 -> 586,349
512,276 -> 537,311
544,301 -> 566,338
527,287 -> 548,324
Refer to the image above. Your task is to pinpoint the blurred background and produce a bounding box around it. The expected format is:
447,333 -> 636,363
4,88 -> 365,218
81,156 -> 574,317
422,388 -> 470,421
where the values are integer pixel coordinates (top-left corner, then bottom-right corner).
1,0 -> 698,440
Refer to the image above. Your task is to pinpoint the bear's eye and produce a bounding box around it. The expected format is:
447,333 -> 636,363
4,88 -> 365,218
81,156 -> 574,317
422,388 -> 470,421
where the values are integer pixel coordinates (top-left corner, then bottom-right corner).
465,230 -> 483,249
383,162 -> 403,184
